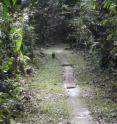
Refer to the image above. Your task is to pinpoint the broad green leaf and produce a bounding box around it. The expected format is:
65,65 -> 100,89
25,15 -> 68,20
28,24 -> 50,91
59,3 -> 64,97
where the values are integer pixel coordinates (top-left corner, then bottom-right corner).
15,31 -> 23,52
11,27 -> 23,52
12,0 -> 17,6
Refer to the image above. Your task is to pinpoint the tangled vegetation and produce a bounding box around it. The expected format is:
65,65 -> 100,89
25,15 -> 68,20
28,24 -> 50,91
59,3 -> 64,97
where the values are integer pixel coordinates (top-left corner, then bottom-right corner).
0,0 -> 35,123
0,0 -> 117,123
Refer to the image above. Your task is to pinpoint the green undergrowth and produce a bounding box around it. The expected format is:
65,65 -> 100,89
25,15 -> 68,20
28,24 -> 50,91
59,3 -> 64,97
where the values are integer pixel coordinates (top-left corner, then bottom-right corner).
17,52 -> 68,124
64,49 -> 117,123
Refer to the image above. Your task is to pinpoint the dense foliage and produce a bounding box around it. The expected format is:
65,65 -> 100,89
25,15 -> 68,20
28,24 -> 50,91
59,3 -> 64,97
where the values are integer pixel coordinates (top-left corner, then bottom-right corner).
33,0 -> 117,70
0,0 -> 35,123
0,0 -> 117,123
67,0 -> 117,70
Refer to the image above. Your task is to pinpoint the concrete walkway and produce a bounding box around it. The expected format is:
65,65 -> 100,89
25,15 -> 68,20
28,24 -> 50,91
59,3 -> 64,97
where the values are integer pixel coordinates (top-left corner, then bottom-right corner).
63,57 -> 97,124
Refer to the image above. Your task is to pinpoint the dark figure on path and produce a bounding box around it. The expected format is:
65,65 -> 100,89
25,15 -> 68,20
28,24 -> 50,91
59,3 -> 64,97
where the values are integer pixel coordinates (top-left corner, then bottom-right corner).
52,52 -> 55,59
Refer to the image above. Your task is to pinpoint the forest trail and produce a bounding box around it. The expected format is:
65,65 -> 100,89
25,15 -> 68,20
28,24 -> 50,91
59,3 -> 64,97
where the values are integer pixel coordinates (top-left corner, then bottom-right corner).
61,51 -> 97,124
45,44 -> 97,124
1,0 -> 117,123
18,44 -> 110,124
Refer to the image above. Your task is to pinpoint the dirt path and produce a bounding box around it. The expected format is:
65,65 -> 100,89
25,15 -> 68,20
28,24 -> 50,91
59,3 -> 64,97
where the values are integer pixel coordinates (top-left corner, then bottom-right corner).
61,55 -> 97,124
17,45 -> 116,124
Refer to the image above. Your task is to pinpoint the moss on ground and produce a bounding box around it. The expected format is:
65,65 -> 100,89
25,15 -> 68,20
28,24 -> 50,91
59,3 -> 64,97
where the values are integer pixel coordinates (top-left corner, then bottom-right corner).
17,51 -> 68,124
